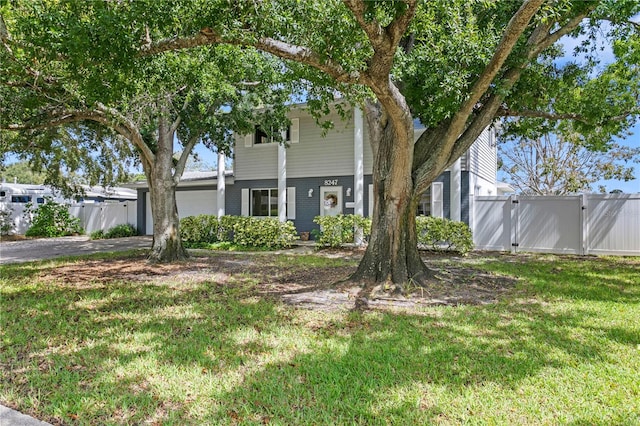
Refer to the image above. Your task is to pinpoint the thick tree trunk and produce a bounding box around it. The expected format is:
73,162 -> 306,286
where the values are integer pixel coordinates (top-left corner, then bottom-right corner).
147,175 -> 187,263
145,114 -> 188,263
350,106 -> 434,289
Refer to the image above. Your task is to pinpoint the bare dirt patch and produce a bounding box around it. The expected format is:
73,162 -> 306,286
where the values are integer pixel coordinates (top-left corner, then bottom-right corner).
39,249 -> 517,311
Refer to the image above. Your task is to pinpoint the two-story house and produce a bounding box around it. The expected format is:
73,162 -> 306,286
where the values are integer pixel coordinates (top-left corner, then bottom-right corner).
131,105 -> 498,236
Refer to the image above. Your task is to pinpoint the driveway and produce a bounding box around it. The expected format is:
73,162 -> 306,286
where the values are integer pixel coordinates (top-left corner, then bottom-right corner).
0,235 -> 153,265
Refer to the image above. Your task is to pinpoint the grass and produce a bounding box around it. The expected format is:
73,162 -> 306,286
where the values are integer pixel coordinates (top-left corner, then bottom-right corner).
1,252 -> 639,425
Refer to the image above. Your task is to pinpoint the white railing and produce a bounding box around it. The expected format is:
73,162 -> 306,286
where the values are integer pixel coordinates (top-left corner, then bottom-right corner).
472,194 -> 640,256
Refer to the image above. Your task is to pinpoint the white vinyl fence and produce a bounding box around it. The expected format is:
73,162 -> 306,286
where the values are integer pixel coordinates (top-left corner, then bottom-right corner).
1,201 -> 137,235
472,194 -> 640,256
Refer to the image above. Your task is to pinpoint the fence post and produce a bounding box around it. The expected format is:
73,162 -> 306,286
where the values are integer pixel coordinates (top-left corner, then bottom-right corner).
581,194 -> 587,256
510,195 -> 518,254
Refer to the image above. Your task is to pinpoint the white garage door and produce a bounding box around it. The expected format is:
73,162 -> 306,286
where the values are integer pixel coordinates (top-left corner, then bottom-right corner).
145,190 -> 217,235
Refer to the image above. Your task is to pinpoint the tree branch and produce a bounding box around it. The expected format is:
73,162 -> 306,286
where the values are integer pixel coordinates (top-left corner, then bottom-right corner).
142,31 -> 362,85
2,105 -> 155,167
529,5 -> 598,58
498,107 -> 637,123
343,0 -> 385,49
449,0 -> 544,134
173,132 -> 201,183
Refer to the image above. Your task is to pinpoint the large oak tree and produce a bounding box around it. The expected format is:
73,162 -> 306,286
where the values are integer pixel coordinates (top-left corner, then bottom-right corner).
136,0 -> 640,288
1,3 -> 291,261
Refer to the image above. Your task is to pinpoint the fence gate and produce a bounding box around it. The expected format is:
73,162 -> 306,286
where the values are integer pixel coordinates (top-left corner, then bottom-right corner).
473,194 -> 639,256
515,196 -> 583,254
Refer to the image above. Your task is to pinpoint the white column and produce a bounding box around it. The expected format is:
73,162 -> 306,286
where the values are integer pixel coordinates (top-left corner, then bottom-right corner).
278,138 -> 287,222
216,152 -> 226,218
354,107 -> 364,217
450,158 -> 461,222
354,107 -> 365,245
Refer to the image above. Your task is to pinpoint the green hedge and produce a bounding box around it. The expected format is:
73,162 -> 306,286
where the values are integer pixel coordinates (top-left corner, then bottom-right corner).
416,216 -> 473,255
90,223 -> 138,240
312,214 -> 372,247
180,215 -> 297,249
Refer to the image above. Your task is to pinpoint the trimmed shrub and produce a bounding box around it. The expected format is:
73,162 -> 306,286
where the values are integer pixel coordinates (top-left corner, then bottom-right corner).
180,214 -> 220,245
416,216 -> 473,255
232,217 -> 298,249
104,223 -> 138,239
90,229 -> 105,240
24,198 -> 83,238
90,224 -> 138,240
180,215 -> 297,249
312,214 -> 372,247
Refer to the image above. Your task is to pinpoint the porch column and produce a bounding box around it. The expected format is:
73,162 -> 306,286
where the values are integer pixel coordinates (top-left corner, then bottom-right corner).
278,138 -> 287,222
216,152 -> 226,218
354,107 -> 364,245
450,157 -> 461,222
354,107 -> 364,216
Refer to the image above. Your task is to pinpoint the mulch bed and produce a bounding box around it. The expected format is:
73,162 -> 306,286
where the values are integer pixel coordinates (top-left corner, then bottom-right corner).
36,249 -> 518,312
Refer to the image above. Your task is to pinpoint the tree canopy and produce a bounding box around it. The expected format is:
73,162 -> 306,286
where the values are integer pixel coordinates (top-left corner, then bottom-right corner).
1,1 -> 296,261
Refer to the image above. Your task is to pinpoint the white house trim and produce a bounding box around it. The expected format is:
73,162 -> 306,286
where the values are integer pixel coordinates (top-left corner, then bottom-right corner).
450,157 -> 461,221
278,137 -> 287,222
354,107 -> 364,217
217,152 -> 226,218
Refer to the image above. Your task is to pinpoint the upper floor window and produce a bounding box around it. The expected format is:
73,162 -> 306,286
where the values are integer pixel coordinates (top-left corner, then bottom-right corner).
244,118 -> 299,147
254,125 -> 292,145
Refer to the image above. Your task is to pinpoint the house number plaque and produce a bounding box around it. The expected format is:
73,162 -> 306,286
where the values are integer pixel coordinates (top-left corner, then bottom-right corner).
324,179 -> 339,186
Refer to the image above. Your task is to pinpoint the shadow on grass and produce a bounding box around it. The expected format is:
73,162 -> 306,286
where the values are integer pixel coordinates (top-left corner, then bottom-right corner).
1,254 -> 638,424
478,255 -> 640,303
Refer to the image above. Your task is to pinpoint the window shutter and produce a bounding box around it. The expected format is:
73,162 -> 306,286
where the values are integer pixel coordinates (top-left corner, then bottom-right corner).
290,118 -> 300,144
287,187 -> 296,219
244,134 -> 253,148
241,188 -> 249,216
431,182 -> 444,218
368,184 -> 374,217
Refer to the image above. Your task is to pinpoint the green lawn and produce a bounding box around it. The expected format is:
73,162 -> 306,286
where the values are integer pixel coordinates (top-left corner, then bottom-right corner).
1,252 -> 639,425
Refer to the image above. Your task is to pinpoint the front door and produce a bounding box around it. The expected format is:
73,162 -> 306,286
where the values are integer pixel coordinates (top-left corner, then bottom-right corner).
320,186 -> 342,217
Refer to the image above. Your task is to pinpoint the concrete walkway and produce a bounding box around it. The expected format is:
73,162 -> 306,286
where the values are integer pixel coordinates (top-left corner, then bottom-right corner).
0,405 -> 52,426
0,235 -> 152,264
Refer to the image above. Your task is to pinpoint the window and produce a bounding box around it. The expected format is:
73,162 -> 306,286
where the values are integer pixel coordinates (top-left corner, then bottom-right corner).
253,125 -> 292,145
36,197 -> 45,204
0,191 -> 5,197
254,126 -> 271,145
11,195 -> 31,203
417,182 -> 443,218
417,189 -> 432,216
245,118 -> 299,147
251,189 -> 279,217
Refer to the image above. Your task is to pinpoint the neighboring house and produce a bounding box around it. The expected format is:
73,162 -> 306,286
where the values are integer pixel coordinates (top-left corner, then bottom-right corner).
0,182 -> 137,234
130,105 -> 498,236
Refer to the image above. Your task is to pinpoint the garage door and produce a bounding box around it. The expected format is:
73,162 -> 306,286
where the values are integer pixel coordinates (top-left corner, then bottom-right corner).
145,190 -> 217,235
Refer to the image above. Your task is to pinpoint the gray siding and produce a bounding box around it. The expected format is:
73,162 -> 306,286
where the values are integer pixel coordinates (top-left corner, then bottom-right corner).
235,109 -> 360,180
287,114 -> 356,178
233,135 -> 279,180
468,127 -> 497,184
229,175 -> 378,236
461,171 -> 470,225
